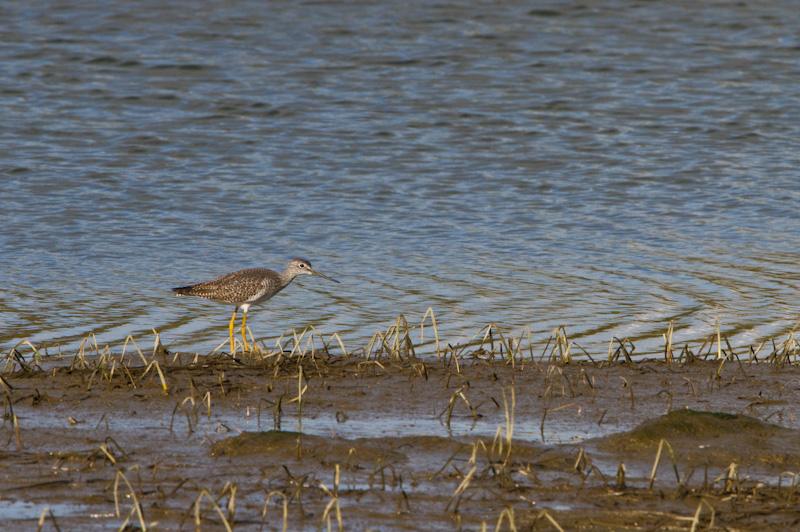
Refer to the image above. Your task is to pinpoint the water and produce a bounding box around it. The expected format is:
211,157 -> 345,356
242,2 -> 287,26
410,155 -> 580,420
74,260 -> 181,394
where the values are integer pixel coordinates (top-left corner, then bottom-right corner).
2,0 -> 800,356
0,500 -> 92,520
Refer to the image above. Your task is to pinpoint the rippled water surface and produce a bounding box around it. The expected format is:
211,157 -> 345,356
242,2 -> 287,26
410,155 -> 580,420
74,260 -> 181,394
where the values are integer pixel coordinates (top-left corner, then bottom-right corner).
2,0 -> 800,356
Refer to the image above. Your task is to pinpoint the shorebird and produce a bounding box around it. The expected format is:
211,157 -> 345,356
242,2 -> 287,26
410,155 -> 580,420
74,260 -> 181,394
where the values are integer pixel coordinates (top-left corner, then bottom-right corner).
172,258 -> 339,353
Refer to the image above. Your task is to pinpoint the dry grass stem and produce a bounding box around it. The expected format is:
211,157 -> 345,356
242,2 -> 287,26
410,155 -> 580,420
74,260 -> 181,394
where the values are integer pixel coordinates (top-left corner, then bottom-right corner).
192,489 -> 233,532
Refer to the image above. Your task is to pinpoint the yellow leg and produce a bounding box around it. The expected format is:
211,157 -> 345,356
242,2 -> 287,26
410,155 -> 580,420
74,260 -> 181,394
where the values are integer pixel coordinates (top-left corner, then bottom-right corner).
241,309 -> 249,351
229,309 -> 238,354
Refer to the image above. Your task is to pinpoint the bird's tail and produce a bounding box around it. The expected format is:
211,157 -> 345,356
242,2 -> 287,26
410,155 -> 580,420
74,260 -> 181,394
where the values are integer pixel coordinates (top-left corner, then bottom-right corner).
172,286 -> 195,296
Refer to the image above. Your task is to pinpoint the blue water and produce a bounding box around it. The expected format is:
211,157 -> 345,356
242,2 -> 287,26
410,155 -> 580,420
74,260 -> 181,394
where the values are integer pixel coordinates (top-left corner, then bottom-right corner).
2,0 -> 800,356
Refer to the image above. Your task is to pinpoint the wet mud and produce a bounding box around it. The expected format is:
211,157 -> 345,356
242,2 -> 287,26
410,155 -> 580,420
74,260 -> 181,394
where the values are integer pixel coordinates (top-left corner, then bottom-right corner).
3,351 -> 800,530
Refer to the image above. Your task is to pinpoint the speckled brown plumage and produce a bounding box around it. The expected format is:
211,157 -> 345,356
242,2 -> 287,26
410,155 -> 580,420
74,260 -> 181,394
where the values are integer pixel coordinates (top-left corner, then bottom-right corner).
173,268 -> 285,306
172,258 -> 339,353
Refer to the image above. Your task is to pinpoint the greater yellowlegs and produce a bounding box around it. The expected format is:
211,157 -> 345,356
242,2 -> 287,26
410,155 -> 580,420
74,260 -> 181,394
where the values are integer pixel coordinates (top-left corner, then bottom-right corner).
172,258 -> 339,353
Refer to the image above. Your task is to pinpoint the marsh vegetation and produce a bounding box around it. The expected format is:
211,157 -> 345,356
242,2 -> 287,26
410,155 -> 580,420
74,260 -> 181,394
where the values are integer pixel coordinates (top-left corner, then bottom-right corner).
4,314 -> 800,530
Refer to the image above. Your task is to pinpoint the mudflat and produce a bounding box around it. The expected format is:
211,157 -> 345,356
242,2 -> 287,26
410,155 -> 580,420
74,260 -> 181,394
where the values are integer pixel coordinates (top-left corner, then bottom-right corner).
3,348 -> 800,531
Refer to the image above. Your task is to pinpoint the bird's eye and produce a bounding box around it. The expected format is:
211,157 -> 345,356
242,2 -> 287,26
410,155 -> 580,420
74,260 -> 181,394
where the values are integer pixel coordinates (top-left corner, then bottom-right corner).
299,263 -> 305,268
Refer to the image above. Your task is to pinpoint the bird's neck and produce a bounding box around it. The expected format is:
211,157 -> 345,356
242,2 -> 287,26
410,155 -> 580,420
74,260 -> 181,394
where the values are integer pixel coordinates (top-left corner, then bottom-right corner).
279,270 -> 298,285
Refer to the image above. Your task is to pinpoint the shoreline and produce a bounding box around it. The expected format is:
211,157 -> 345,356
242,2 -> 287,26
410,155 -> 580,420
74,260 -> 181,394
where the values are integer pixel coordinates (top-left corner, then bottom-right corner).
3,350 -> 800,530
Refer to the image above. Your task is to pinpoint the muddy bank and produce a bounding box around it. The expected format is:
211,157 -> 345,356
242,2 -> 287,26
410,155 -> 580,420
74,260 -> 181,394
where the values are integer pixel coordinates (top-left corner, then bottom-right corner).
3,351 -> 800,530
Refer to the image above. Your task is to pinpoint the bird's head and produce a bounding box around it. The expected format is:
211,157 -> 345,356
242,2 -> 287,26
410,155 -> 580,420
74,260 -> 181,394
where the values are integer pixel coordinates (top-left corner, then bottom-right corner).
287,258 -> 339,283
